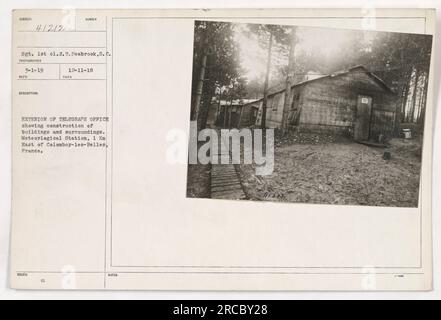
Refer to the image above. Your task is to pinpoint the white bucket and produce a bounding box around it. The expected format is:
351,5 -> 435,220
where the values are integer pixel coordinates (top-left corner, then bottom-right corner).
403,129 -> 411,139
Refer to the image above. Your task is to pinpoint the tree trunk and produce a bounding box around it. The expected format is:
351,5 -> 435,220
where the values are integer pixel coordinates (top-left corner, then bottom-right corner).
191,29 -> 209,128
226,83 -> 235,129
392,68 -> 411,136
198,75 -> 216,130
418,72 -> 429,125
416,73 -> 425,123
223,98 -> 228,128
409,68 -> 420,123
399,69 -> 411,122
281,28 -> 296,134
261,32 -> 273,130
216,89 -> 222,126
228,94 -> 234,129
199,91 -> 214,130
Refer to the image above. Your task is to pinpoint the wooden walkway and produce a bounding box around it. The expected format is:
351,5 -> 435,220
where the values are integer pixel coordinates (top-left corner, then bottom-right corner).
210,137 -> 246,200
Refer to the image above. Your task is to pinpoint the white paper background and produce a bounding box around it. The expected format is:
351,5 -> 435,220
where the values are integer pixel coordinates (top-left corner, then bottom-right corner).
0,0 -> 440,299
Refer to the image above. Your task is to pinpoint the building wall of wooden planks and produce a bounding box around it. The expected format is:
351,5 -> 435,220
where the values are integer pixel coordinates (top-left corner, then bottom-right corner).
247,67 -> 398,140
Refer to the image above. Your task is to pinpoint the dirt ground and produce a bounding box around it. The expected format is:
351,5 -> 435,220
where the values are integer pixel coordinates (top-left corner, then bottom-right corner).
187,164 -> 211,198
237,133 -> 422,207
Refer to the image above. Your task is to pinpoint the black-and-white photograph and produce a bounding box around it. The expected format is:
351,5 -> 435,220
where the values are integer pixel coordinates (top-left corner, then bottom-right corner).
187,20 -> 432,207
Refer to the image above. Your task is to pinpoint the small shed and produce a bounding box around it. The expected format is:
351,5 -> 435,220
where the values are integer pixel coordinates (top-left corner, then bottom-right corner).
209,99 -> 260,128
244,66 -> 399,141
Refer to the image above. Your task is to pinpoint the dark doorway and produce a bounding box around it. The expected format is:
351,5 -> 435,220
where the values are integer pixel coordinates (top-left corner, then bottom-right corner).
250,106 -> 258,126
354,95 -> 372,141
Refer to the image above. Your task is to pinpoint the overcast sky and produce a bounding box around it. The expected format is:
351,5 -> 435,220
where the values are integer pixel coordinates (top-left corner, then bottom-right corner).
234,24 -> 371,82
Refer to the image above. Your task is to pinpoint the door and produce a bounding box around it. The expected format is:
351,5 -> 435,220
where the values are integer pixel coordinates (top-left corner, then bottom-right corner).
354,95 -> 372,141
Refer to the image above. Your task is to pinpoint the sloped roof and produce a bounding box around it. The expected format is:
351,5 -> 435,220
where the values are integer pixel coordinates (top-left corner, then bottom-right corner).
244,65 -> 395,106
214,98 -> 260,106
295,65 -> 395,93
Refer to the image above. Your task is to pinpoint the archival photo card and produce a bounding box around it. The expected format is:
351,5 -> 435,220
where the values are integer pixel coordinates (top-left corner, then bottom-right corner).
10,8 -> 435,291
187,21 -> 433,208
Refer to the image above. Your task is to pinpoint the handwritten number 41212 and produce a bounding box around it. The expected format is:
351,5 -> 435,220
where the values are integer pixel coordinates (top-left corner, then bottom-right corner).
35,24 -> 64,32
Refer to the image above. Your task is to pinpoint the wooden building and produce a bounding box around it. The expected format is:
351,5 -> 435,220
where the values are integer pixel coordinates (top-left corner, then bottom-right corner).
208,99 -> 260,129
243,66 -> 399,141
